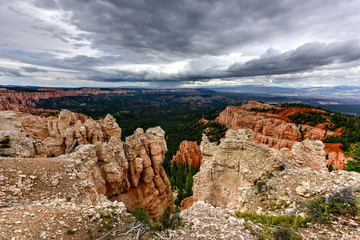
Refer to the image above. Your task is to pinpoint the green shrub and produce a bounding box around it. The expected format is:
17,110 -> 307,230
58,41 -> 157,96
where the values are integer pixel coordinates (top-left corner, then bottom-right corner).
235,211 -> 311,230
256,180 -> 266,193
47,153 -> 55,158
305,187 -> 359,223
273,228 -> 302,240
0,138 -> 10,145
267,172 -> 274,179
344,142 -> 360,173
160,206 -> 173,229
130,205 -> 150,224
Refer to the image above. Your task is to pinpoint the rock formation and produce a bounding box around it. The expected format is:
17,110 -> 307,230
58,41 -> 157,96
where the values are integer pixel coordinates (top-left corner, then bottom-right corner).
217,101 -> 344,169
192,129 -> 360,213
171,140 -> 202,167
0,108 -> 173,217
0,110 -> 121,157
280,139 -> 327,171
65,126 -> 173,217
193,129 -> 286,210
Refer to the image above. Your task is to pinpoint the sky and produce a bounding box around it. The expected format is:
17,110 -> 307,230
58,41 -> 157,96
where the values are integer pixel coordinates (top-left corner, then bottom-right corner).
0,0 -> 360,88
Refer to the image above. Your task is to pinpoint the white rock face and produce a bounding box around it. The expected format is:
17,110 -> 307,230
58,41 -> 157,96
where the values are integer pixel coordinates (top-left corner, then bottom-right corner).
193,129 -> 360,213
194,129 -> 286,210
281,139 -> 327,171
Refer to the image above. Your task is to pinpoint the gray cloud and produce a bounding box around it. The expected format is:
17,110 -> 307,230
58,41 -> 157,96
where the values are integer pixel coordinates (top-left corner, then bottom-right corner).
0,67 -> 24,77
227,40 -> 360,78
21,67 -> 47,73
1,0 -> 360,87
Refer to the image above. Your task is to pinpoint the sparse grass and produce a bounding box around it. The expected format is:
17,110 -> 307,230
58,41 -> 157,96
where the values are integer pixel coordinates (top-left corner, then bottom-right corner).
87,226 -> 94,239
235,211 -> 308,240
235,211 -> 312,230
97,210 -> 119,232
267,172 -> 274,179
67,228 -> 75,235
305,187 -> 360,223
256,180 -> 266,193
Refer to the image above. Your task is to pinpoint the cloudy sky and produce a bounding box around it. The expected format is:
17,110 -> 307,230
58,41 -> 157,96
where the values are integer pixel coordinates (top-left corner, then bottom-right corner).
0,0 -> 360,88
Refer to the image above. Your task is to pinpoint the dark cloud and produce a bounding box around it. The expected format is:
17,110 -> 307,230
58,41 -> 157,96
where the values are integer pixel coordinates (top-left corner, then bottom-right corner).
227,40 -> 360,77
32,0 -> 335,60
21,67 -> 47,73
1,0 -> 360,86
0,67 -> 24,77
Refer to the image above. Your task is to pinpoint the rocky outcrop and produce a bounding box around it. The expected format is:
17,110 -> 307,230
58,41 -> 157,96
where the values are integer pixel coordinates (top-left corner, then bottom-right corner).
66,127 -> 173,217
1,112 -> 173,217
171,141 -> 202,167
280,139 -> 327,171
218,105 -> 300,149
46,110 -> 121,155
0,110 -> 122,157
217,102 -> 343,169
192,129 -> 360,213
0,131 -> 47,157
193,129 -> 286,210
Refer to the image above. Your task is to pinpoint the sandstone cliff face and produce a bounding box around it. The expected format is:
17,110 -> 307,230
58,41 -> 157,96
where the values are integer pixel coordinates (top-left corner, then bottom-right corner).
217,102 -> 343,169
192,129 -> 360,213
171,141 -> 202,167
66,127 -> 173,217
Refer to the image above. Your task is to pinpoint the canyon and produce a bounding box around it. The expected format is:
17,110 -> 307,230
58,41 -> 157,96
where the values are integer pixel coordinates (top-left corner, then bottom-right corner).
0,88 -> 133,115
1,107 -> 360,239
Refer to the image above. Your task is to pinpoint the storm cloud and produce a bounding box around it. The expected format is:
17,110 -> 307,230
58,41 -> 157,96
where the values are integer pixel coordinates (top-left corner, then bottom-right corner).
0,0 -> 360,87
